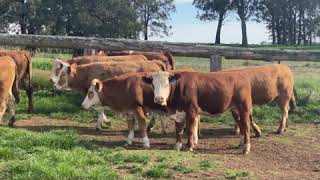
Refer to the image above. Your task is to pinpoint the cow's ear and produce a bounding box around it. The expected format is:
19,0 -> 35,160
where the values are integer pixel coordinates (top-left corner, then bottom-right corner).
143,76 -> 153,84
169,73 -> 181,84
92,79 -> 103,92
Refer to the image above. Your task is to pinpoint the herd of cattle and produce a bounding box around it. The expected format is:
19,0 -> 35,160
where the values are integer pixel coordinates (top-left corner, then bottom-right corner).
0,49 -> 296,155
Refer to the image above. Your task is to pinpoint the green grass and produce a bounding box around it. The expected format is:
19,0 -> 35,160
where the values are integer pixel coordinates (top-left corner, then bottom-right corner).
0,127 -> 232,179
224,169 -> 250,179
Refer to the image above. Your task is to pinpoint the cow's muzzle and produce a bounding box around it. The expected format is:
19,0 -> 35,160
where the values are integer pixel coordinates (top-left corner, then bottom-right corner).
154,96 -> 167,106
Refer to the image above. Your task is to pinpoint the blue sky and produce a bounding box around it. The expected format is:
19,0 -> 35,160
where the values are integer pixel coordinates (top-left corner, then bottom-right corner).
149,0 -> 270,44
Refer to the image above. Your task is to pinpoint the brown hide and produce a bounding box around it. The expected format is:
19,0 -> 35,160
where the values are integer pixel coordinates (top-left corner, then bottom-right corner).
107,51 -> 175,70
65,61 -> 164,94
97,72 -> 167,113
65,55 -> 148,65
165,71 -> 252,152
0,56 -> 18,125
0,50 -> 33,112
225,64 -> 294,105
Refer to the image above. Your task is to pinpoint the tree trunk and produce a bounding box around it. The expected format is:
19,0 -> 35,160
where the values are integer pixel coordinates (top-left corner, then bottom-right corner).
240,15 -> 248,46
215,12 -> 224,44
271,16 -> 276,45
144,23 -> 148,40
298,9 -> 303,45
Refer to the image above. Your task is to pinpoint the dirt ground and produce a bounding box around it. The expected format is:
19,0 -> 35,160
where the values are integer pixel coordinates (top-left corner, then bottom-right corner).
15,117 -> 320,180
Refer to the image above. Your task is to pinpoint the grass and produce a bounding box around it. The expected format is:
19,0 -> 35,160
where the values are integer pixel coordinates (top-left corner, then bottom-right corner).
224,169 -> 250,179
0,126 -> 234,179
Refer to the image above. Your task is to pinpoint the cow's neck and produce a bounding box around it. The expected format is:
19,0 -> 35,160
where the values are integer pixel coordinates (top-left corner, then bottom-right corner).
68,66 -> 88,91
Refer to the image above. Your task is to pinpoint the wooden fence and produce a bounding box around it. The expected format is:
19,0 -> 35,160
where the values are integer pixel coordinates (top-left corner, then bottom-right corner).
0,33 -> 320,71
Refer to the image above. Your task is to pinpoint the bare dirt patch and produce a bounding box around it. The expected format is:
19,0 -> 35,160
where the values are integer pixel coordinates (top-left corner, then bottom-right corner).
14,117 -> 320,180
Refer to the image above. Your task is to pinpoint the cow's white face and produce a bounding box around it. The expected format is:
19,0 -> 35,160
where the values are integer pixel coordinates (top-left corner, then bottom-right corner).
51,60 -> 72,91
50,59 -> 63,84
82,79 -> 103,110
144,71 -> 179,106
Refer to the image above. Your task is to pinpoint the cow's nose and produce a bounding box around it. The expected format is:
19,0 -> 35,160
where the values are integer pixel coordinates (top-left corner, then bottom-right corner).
154,96 -> 164,103
81,103 -> 87,109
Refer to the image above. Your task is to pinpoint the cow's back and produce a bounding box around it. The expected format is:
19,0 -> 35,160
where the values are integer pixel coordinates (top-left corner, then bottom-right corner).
66,55 -> 147,65
172,71 -> 251,114
229,64 -> 294,105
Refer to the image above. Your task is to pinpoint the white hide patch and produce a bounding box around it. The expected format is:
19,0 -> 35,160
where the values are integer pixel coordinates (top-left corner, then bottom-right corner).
81,80 -> 102,110
50,59 -> 63,84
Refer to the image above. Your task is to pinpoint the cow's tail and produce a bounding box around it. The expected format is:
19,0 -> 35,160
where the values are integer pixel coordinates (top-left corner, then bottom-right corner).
289,87 -> 297,112
12,61 -> 20,104
24,51 -> 33,90
164,51 -> 175,70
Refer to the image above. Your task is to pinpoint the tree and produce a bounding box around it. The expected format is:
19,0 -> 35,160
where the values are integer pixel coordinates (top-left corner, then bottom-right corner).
254,0 -> 320,45
232,0 -> 255,46
193,0 -> 232,44
134,0 -> 176,40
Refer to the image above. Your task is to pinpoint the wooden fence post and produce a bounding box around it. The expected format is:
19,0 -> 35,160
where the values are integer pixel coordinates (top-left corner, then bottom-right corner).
210,55 -> 223,72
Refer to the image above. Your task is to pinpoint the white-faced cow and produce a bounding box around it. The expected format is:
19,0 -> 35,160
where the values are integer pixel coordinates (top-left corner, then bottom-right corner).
0,56 -> 19,127
81,73 -> 174,148
143,71 -> 254,154
52,58 -> 167,130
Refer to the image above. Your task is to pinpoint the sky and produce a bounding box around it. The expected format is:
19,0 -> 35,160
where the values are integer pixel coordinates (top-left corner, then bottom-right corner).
149,0 -> 270,44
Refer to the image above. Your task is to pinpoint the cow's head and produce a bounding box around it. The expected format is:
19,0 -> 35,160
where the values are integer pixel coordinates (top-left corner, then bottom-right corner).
143,71 -> 180,106
50,59 -> 73,91
82,79 -> 103,110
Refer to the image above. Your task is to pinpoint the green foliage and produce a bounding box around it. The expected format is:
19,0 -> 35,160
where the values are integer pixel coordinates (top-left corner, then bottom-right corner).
199,160 -> 220,171
134,0 -> 176,40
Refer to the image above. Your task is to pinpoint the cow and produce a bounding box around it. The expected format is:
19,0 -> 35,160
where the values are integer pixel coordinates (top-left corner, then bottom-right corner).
107,50 -> 175,70
50,55 -> 152,83
224,64 -> 296,135
52,60 -> 167,130
81,73 -> 174,148
143,71 -> 254,154
0,56 -> 19,127
0,50 -> 33,112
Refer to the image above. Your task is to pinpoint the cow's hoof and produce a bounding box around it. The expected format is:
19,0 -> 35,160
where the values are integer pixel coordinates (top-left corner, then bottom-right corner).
242,144 -> 251,155
95,127 -> 102,131
254,131 -> 262,138
276,130 -> 285,135
175,142 -> 182,151
188,147 -> 194,152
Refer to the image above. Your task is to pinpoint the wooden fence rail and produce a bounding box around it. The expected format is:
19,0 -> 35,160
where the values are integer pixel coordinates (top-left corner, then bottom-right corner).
0,34 -> 320,62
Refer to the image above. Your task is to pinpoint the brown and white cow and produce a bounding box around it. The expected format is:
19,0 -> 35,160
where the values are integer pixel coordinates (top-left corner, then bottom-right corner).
52,59 -> 167,130
81,73 -> 173,148
50,55 -> 152,84
143,71 -> 253,154
0,50 -> 33,112
225,64 -> 296,135
0,56 -> 19,127
107,51 -> 175,70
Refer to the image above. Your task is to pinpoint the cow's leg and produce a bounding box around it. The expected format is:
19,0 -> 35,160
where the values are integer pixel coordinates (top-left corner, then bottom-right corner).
185,109 -> 198,152
134,107 -> 150,148
0,103 -> 5,125
172,113 -> 184,151
147,113 -> 156,132
96,110 -> 111,130
160,114 -> 168,135
26,87 -> 33,113
250,112 -> 262,138
277,96 -> 290,134
193,115 -> 200,145
240,110 -> 251,155
126,115 -> 135,146
231,109 -> 241,135
7,93 -> 16,127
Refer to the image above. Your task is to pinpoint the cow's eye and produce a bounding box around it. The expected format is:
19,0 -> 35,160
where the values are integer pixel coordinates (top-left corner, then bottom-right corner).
88,91 -> 94,99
